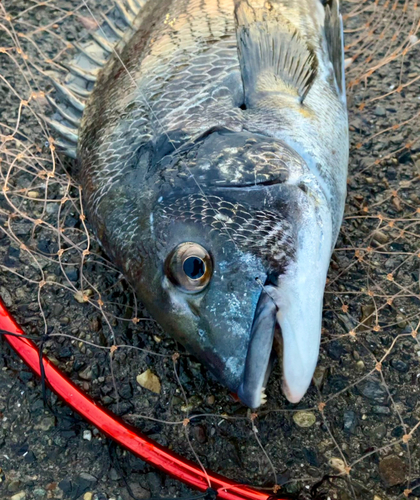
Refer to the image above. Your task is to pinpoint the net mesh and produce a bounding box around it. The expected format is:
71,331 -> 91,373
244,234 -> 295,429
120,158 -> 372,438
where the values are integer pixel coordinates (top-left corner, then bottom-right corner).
0,1 -> 419,499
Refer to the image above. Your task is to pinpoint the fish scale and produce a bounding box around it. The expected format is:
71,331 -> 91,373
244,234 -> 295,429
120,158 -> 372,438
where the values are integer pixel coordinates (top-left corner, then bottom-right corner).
47,0 -> 348,408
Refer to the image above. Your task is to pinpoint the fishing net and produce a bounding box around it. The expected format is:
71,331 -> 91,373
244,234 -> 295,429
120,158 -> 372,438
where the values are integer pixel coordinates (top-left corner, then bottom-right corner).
0,0 -> 419,499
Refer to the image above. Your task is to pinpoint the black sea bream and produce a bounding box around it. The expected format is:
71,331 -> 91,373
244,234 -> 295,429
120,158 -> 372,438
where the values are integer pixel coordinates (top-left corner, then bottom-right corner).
48,0 -> 349,408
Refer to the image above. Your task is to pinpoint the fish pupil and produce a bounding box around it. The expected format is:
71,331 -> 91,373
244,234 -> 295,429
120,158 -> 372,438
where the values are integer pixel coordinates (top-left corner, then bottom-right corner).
183,257 -> 205,280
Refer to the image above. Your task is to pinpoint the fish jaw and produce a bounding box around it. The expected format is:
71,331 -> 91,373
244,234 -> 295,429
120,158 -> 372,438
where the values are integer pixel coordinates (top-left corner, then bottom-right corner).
236,286 -> 278,408
278,189 -> 333,403
237,184 -> 333,408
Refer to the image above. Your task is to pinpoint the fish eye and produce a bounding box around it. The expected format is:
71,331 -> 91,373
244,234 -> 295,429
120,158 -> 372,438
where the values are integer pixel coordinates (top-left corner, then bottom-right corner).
166,242 -> 212,293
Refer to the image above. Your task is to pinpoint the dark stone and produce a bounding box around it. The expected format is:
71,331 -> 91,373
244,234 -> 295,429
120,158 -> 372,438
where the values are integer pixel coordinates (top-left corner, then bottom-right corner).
8,245 -> 20,258
398,151 -> 412,164
343,411 -> 358,434
303,448 -> 319,467
122,483 -> 151,500
325,340 -> 347,360
72,358 -> 85,372
108,468 -> 119,481
100,384 -> 113,396
370,423 -> 387,440
128,455 -> 147,472
58,478 -> 72,496
379,455 -> 407,487
93,494 -> 107,500
52,304 -> 64,317
24,450 -> 37,463
372,405 -> 391,415
60,430 -> 77,439
31,399 -> 45,412
374,105 -> 386,116
144,472 -> 162,496
193,425 -> 207,444
19,370 -> 33,382
58,346 -> 73,359
358,377 -> 387,403
391,426 -> 404,438
71,473 -> 97,499
111,400 -> 134,415
119,383 -> 133,399
65,216 -> 78,228
386,167 -> 397,180
37,238 -> 50,254
390,358 -> 409,373
11,442 -> 29,455
327,374 -> 349,393
65,267 -> 79,282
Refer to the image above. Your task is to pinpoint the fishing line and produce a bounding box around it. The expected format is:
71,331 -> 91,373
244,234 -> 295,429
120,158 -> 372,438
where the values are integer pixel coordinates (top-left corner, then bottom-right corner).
0,328 -> 55,411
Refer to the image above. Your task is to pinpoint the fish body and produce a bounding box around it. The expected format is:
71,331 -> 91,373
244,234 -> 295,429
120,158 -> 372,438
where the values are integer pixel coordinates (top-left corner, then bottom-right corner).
52,0 -> 348,407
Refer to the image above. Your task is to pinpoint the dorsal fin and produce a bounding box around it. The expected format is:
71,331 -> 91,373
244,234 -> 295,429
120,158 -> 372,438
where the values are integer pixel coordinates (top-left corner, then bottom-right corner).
45,0 -> 144,157
324,0 -> 345,99
235,1 -> 318,107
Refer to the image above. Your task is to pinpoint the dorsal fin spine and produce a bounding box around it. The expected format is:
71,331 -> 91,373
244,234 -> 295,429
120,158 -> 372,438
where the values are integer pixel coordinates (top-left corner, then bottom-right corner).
46,1 -> 143,157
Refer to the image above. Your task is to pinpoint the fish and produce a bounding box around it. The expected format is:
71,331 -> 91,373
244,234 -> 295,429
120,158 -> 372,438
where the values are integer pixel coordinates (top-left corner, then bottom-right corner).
47,0 -> 348,408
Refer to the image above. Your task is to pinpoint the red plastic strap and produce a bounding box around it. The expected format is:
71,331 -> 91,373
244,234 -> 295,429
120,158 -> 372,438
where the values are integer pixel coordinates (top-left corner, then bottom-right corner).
0,301 -> 287,500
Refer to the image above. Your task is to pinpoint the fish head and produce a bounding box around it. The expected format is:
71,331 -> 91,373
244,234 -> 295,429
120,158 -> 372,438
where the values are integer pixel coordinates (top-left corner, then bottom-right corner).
134,132 -> 333,408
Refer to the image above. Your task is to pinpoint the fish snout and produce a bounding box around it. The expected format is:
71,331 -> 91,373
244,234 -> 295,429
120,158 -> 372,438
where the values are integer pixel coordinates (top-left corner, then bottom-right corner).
236,191 -> 334,408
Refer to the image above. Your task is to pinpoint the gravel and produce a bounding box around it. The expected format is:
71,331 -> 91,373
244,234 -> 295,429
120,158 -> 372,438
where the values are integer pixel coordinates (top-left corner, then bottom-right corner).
1,1 -> 419,499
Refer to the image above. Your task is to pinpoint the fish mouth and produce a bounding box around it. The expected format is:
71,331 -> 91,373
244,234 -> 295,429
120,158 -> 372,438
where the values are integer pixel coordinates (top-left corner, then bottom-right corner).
236,183 -> 332,408
237,264 -> 326,408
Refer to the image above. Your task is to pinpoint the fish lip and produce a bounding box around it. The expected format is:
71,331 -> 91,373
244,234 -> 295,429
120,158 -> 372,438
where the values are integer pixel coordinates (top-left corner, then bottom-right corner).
236,285 -> 278,408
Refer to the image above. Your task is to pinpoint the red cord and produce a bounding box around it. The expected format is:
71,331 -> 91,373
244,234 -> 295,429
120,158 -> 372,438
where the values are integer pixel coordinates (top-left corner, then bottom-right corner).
0,301 -> 287,500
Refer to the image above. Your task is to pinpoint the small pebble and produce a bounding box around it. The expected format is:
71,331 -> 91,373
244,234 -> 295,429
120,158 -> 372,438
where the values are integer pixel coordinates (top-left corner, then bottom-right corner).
372,405 -> 391,415
33,489 -> 47,499
312,365 -> 328,390
359,377 -> 387,403
193,425 -> 207,444
35,415 -> 55,431
392,196 -> 402,212
79,368 -> 93,381
343,410 -> 358,434
136,369 -> 161,394
0,286 -> 13,308
356,360 -> 365,371
329,457 -> 347,474
84,493 -> 93,500
396,315 -> 407,328
293,411 -> 316,428
74,290 -> 92,303
83,430 -> 92,441
408,34 -> 418,45
8,480 -> 21,493
371,423 -> 387,440
27,190 -> 39,198
372,230 -> 389,244
374,105 -> 386,117
11,492 -> 26,500
109,468 -> 119,481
